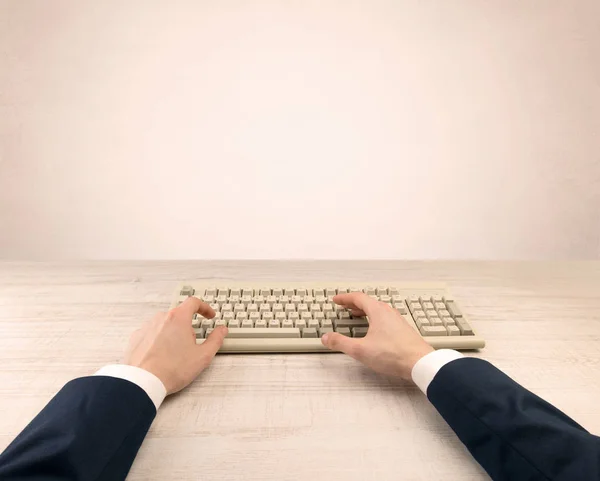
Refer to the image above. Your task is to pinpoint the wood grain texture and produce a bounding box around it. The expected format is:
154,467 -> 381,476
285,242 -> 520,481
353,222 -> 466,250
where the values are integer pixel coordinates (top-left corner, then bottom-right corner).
1,261 -> 600,480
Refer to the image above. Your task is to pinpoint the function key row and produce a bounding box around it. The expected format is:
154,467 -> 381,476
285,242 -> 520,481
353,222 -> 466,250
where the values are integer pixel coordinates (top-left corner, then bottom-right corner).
180,286 -> 403,297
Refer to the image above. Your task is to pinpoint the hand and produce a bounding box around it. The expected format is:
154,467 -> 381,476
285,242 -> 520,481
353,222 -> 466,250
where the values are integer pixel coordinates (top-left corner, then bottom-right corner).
321,293 -> 434,380
124,297 -> 228,394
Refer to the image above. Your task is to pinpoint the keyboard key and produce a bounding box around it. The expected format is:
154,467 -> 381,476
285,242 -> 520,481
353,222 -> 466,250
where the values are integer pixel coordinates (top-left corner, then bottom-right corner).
295,319 -> 307,329
420,326 -> 447,336
249,312 -> 260,322
456,319 -> 474,335
429,317 -> 443,326
284,289 -> 295,297
431,295 -> 444,303
291,295 -> 302,306
314,312 -> 325,321
259,304 -> 271,313
215,319 -> 228,327
325,288 -> 336,296
337,287 -> 348,294
202,295 -> 215,304
247,304 -> 258,313
285,303 -> 296,312
308,319 -> 320,328
422,302 -> 435,310
438,309 -> 451,318
409,302 -> 421,313
302,327 -> 318,338
221,304 -> 233,313
446,301 -> 463,318
441,317 -> 455,326
201,319 -> 214,329
228,319 -> 241,328
447,325 -> 460,336
269,320 -> 281,328
236,312 -> 249,321
336,327 -> 351,336
312,288 -> 324,297
303,295 -> 315,304
275,312 -> 286,322
216,295 -> 228,305
413,310 -> 426,319
318,327 -> 333,337
434,302 -> 446,310
205,288 -> 217,296
255,319 -> 267,328
352,327 -> 368,338
322,304 -> 334,313
282,320 -> 294,328
194,327 -> 204,338
315,296 -> 327,306
388,287 -> 399,296
297,304 -> 309,313
425,309 -> 437,319
300,312 -> 312,321
218,288 -> 229,297
262,312 -> 274,321
415,318 -> 429,329
310,304 -> 321,312
321,318 -> 333,328
241,319 -> 253,328
227,328 -> 300,338
379,295 -> 391,303
228,295 -> 240,304
335,317 -> 369,328
326,311 -> 338,320
252,295 -> 265,304
191,316 -> 201,328
296,288 -> 308,296
234,304 -> 245,313
288,312 -> 300,321
272,303 -> 284,313
260,288 -> 271,296
272,288 -> 283,296
266,295 -> 278,306
242,287 -> 254,296
376,287 -> 388,295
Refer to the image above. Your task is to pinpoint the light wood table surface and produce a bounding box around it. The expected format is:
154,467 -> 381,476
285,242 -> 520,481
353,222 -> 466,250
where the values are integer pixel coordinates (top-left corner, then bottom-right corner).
1,261 -> 600,480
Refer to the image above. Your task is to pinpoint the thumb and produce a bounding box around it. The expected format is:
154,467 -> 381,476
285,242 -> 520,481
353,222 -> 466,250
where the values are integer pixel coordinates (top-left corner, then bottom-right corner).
195,326 -> 228,365
321,332 -> 362,359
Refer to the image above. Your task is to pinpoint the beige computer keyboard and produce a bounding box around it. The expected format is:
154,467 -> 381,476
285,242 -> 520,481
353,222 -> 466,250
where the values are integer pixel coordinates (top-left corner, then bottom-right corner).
172,282 -> 485,352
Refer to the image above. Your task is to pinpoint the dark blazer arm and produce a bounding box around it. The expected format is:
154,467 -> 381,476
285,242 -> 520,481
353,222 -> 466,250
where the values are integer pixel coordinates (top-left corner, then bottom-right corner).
0,376 -> 156,481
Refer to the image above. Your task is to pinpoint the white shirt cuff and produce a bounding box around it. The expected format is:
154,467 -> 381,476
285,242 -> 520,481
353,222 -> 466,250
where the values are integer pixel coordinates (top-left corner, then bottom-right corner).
411,349 -> 464,395
94,365 -> 167,411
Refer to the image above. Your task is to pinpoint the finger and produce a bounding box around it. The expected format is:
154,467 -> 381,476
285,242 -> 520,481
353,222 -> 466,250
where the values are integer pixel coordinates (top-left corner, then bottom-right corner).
333,293 -> 379,317
195,326 -> 228,364
176,296 -> 216,320
321,332 -> 363,360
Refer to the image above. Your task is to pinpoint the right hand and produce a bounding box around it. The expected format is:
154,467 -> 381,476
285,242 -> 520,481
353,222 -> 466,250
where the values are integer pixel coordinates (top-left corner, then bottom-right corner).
320,292 -> 434,380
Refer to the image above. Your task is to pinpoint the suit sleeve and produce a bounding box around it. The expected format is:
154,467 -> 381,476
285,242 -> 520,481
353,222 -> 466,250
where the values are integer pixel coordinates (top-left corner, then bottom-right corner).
428,358 -> 600,481
0,376 -> 156,481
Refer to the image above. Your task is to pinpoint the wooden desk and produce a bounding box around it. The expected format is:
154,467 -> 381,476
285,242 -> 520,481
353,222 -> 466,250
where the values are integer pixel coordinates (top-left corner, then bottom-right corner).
1,261 -> 600,480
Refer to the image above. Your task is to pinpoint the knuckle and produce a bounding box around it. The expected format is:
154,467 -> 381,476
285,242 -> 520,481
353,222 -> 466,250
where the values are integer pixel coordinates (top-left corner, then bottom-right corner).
165,309 -> 178,322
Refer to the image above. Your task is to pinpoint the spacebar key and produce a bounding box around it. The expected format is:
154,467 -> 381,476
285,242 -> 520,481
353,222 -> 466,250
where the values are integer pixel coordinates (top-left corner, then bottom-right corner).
226,328 -> 301,338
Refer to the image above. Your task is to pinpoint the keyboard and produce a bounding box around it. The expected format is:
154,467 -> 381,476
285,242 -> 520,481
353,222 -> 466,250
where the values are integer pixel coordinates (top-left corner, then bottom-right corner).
172,283 -> 485,352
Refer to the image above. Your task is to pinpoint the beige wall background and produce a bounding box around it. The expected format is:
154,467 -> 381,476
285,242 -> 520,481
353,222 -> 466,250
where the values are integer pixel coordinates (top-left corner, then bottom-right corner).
1,0 -> 599,260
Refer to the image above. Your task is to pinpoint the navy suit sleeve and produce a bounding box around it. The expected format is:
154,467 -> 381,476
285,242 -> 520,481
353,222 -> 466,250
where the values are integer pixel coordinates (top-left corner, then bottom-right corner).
428,358 -> 600,481
0,376 -> 156,481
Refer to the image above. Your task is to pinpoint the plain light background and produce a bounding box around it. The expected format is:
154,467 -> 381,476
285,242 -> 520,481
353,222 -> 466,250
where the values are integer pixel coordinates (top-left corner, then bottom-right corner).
1,0 -> 599,259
